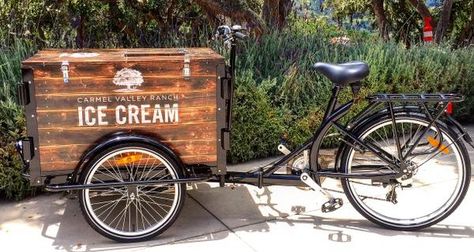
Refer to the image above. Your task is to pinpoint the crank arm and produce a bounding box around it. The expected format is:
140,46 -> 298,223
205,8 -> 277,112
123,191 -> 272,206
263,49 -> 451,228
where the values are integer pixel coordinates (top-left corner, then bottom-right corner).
300,172 -> 334,200
300,172 -> 344,213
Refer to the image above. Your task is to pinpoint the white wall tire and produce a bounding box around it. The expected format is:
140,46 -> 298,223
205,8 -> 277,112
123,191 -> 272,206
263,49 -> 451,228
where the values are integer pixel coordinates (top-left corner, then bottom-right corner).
340,116 -> 470,230
78,143 -> 186,242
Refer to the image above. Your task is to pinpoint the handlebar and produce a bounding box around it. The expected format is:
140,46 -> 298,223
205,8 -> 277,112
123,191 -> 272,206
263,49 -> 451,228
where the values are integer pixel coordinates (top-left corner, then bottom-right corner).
234,32 -> 247,40
215,25 -> 248,42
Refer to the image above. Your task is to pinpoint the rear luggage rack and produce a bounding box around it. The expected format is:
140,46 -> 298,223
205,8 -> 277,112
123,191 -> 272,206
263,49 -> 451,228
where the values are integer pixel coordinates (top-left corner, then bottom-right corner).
368,93 -> 464,103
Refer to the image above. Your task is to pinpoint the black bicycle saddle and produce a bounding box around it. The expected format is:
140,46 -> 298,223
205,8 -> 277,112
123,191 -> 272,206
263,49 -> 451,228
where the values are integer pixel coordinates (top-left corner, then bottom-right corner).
313,61 -> 369,86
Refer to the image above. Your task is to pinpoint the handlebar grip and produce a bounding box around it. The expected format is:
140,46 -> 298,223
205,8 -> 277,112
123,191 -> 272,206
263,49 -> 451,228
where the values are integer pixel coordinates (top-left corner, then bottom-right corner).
234,32 -> 247,40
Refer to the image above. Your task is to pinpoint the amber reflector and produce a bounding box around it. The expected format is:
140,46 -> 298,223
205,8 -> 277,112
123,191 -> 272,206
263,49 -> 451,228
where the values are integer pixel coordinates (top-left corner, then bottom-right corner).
427,136 -> 449,154
115,154 -> 143,166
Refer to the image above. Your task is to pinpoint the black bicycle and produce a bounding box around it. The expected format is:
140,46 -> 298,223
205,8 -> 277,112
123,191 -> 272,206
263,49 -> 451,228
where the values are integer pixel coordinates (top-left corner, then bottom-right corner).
35,25 -> 473,242
215,25 -> 472,231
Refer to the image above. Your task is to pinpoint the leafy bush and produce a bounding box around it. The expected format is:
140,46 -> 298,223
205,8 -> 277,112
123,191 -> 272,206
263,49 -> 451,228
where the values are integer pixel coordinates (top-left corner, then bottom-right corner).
229,21 -> 474,161
0,39 -> 36,200
0,100 -> 31,200
229,71 -> 285,163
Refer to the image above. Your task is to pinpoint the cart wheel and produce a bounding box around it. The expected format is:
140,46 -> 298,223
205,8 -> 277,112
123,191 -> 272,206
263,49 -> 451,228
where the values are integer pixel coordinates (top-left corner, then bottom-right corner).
78,143 -> 185,242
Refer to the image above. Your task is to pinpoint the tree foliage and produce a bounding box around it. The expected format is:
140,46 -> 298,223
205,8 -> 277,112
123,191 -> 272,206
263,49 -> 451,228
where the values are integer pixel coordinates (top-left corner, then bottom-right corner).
325,0 -> 473,45
1,0 -> 472,46
1,0 -> 216,48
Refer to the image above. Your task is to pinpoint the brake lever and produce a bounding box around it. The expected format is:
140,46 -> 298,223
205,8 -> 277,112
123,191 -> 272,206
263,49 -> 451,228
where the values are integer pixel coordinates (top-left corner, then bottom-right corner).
234,31 -> 247,40
223,38 -> 233,49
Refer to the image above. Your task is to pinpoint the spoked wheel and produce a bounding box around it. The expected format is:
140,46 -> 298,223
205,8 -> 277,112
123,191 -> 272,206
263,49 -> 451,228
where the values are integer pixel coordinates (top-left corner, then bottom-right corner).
340,115 -> 470,230
79,143 -> 185,242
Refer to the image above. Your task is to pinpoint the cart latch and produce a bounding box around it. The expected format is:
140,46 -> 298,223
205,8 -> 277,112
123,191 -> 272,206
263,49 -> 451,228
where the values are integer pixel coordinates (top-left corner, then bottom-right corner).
183,52 -> 191,80
61,61 -> 70,83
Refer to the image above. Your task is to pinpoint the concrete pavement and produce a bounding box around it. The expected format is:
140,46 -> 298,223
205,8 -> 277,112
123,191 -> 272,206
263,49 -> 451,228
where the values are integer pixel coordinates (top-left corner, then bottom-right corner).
2,180 -> 474,252
1,126 -> 474,251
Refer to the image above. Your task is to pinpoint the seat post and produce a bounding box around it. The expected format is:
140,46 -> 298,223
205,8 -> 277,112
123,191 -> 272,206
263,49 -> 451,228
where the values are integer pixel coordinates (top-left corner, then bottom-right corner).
322,84 -> 341,120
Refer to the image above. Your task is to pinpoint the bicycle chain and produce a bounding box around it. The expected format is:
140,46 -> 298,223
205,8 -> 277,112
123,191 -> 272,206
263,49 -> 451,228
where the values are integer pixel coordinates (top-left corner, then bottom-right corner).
321,187 -> 390,202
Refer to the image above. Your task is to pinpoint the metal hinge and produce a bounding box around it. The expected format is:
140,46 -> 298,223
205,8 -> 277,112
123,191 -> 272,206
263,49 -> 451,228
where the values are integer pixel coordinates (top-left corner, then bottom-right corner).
17,81 -> 31,105
221,77 -> 232,99
221,129 -> 230,150
16,137 -> 34,162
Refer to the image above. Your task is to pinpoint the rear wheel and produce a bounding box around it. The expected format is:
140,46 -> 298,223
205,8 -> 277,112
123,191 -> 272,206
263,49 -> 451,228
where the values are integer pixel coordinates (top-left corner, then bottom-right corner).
340,115 -> 470,230
79,143 -> 185,242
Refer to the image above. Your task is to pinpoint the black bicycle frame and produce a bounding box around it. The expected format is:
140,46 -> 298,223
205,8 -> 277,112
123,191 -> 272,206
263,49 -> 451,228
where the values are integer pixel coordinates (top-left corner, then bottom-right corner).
258,84 -> 402,182
254,92 -> 469,190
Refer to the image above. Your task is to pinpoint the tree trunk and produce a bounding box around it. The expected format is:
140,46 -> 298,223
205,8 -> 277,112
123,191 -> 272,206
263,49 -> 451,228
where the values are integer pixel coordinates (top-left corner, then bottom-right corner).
408,0 -> 439,42
193,0 -> 267,35
262,0 -> 276,28
458,2 -> 474,46
262,0 -> 293,30
371,0 -> 389,41
434,0 -> 454,43
407,0 -> 432,19
77,14 -> 85,48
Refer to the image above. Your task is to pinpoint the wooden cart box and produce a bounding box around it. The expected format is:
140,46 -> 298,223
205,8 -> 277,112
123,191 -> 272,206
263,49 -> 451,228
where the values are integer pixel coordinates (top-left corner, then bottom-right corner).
19,48 -> 227,184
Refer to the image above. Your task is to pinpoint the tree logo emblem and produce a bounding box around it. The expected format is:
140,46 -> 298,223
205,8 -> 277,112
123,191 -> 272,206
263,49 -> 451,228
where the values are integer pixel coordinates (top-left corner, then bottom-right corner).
113,68 -> 144,93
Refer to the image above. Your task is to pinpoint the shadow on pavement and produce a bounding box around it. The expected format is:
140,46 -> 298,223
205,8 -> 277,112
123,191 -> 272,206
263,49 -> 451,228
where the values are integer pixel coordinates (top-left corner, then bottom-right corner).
277,213 -> 474,243
43,183 -> 270,251
4,180 -> 472,251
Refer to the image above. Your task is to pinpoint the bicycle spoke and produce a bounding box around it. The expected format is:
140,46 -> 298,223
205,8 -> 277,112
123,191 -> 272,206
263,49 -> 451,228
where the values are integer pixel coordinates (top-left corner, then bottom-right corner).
137,153 -> 152,181
105,159 -> 125,182
140,196 -> 172,212
137,197 -> 161,224
97,194 -> 128,220
95,168 -> 123,182
139,197 -> 165,219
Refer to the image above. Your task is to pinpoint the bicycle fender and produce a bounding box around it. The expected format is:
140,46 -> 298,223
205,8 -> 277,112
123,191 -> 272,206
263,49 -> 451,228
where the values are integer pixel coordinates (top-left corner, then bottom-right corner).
445,115 -> 474,149
70,131 -> 186,184
351,106 -> 472,148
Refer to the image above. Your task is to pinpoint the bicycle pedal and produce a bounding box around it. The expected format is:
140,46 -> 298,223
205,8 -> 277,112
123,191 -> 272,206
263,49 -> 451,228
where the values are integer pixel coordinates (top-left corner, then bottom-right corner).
321,198 -> 343,213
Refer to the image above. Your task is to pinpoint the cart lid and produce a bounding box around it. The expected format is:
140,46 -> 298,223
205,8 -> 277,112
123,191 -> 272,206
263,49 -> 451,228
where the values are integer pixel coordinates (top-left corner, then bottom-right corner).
22,48 -> 224,66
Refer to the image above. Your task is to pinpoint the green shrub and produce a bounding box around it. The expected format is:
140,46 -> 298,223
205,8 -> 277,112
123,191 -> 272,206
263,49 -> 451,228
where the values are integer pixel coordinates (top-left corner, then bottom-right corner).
0,100 -> 32,200
0,39 -> 35,200
229,71 -> 285,163
228,23 -> 474,162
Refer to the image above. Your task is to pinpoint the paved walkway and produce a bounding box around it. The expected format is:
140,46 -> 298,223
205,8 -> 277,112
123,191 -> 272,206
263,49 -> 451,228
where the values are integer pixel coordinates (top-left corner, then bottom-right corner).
1,126 -> 474,251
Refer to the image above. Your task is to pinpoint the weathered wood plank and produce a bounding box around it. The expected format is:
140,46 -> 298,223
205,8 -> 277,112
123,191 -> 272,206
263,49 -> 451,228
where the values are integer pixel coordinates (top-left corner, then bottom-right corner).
22,48 -> 224,65
34,77 -> 216,94
40,140 -> 216,163
33,61 -> 218,79
38,121 -> 217,146
22,48 -> 224,173
41,155 -> 217,172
